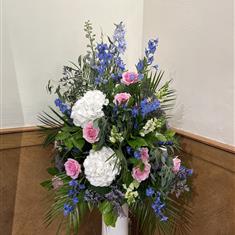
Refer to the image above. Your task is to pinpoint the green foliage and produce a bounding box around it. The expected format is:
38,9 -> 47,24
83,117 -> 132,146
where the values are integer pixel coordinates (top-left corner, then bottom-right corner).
130,196 -> 193,235
141,70 -> 165,98
47,167 -> 60,176
37,110 -> 62,146
92,118 -> 108,151
47,56 -> 95,105
127,137 -> 148,149
99,201 -> 118,227
40,180 -> 53,190
43,175 -> 90,235
55,125 -> 85,151
84,20 -> 96,63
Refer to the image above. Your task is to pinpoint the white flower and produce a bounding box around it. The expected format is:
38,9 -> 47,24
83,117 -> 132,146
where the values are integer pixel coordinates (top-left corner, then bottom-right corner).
123,180 -> 140,205
139,118 -> 158,137
83,147 -> 120,187
70,90 -> 109,127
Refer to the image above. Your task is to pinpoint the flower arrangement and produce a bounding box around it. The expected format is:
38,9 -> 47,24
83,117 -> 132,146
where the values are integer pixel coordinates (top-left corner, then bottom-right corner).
39,21 -> 193,235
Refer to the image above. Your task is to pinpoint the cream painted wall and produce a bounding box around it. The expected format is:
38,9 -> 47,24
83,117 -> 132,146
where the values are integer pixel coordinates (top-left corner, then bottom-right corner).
1,0 -> 234,145
1,0 -> 143,128
143,0 -> 234,145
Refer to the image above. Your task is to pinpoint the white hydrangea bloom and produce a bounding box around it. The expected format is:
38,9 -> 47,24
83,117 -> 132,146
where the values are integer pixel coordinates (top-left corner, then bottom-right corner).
70,90 -> 109,127
83,147 -> 120,187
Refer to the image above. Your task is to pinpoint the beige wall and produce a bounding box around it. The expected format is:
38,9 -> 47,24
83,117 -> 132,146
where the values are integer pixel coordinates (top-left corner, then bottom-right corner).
143,0 -> 234,145
1,0 -> 234,145
1,0 -> 143,128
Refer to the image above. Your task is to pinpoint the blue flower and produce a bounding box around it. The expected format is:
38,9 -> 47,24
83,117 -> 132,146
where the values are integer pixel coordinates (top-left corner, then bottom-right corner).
148,39 -> 158,54
97,43 -> 109,61
178,166 -> 193,180
187,169 -> 193,176
78,184 -> 86,190
60,104 -> 68,113
113,105 -> 118,119
72,197 -> 79,205
166,141 -> 173,146
136,60 -> 144,72
144,38 -> 159,65
140,98 -> 160,117
95,77 -> 101,85
138,74 -> 144,80
68,189 -> 75,197
131,107 -> 139,118
69,180 -> 78,187
54,98 -> 70,114
113,22 -> 126,54
64,203 -> 74,216
126,146 -> 132,155
147,56 -> 154,65
115,57 -> 125,71
151,192 -> 168,222
157,141 -> 164,146
96,43 -> 113,78
111,73 -> 119,82
134,121 -> 138,129
134,150 -> 141,159
157,141 -> 173,146
55,98 -> 62,107
146,187 -> 155,197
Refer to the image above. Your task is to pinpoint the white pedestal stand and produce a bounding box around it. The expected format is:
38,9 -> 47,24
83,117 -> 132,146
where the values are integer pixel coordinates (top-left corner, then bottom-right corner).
102,204 -> 128,235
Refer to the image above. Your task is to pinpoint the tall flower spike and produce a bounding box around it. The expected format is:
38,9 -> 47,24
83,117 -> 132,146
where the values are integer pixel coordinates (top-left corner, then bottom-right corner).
113,22 -> 126,54
145,38 -> 159,65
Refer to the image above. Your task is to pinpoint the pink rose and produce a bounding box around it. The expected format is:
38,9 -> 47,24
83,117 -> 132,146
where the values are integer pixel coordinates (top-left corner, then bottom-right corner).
64,158 -> 81,179
121,71 -> 139,85
172,156 -> 181,173
83,122 -> 100,143
132,162 -> 151,182
140,147 -> 149,162
114,92 -> 131,105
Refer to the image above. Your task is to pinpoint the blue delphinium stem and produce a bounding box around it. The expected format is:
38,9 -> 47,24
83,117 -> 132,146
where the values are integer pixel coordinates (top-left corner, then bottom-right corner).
151,192 -> 168,221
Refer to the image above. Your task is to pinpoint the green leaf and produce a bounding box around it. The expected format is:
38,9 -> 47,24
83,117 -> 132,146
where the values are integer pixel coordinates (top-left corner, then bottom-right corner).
103,211 -> 118,227
71,138 -> 85,150
139,162 -> 145,171
40,180 -> 52,190
155,132 -> 167,142
165,129 -> 176,138
47,167 -> 59,176
99,201 -> 118,227
127,137 -> 148,149
99,201 -> 113,214
128,158 -> 140,166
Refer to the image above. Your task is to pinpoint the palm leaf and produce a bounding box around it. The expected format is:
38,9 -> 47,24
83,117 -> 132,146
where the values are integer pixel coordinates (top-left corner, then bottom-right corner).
141,70 -> 165,97
130,194 -> 193,235
42,172 -> 90,235
37,110 -> 63,146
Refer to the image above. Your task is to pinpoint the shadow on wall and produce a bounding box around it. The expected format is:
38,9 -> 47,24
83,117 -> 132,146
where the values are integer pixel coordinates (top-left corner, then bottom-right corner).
169,103 -> 185,128
0,16 -> 24,235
